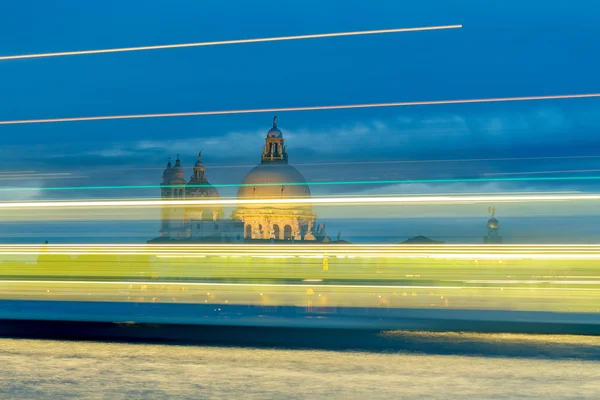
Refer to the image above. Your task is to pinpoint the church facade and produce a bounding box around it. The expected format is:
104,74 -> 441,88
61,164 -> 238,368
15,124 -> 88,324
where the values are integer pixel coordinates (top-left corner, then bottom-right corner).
150,117 -> 329,243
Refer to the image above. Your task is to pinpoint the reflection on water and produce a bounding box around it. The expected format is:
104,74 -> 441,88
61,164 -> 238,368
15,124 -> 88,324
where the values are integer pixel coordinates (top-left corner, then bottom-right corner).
0,333 -> 599,399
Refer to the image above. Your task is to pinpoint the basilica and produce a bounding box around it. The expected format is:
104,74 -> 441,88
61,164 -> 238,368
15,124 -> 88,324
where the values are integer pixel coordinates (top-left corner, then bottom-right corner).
149,117 -> 332,243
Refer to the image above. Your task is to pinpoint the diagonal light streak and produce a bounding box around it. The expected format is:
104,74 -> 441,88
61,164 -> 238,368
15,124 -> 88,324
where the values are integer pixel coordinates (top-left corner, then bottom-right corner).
1,174 -> 600,193
0,93 -> 599,126
0,25 -> 462,61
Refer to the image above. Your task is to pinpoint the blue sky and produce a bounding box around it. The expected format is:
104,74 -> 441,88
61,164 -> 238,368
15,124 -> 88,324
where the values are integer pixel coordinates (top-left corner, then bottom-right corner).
0,0 -> 599,242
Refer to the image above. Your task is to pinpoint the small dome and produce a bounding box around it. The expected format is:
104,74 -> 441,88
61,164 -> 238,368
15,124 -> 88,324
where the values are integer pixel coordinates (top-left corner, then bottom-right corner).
186,181 -> 221,199
185,182 -> 222,220
487,217 -> 499,230
267,127 -> 282,138
267,115 -> 282,138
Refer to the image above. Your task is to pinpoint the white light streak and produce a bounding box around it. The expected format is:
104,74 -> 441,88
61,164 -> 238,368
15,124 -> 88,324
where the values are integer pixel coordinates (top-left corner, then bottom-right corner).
0,193 -> 599,209
484,169 -> 600,176
0,93 -> 598,126
0,25 -> 461,61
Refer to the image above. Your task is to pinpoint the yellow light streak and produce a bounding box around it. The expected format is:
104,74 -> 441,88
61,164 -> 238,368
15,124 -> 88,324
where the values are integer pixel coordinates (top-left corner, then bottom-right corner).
0,25 -> 461,61
0,93 -> 598,125
0,280 -> 598,292
4,245 -> 600,259
0,193 -> 598,209
4,243 -> 600,249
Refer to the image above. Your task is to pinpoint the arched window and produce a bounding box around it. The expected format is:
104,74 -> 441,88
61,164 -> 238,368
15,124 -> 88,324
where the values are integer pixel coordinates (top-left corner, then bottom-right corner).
258,224 -> 263,238
284,225 -> 292,240
245,224 -> 252,239
273,224 -> 280,240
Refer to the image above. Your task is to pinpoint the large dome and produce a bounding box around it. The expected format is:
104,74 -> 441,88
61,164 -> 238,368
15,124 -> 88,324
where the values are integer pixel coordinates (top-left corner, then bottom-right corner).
238,162 -> 311,197
237,161 -> 311,208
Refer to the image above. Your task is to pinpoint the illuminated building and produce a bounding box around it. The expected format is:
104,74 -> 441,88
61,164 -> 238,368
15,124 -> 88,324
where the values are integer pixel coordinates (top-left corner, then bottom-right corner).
150,152 -> 243,243
232,116 -> 318,241
151,117 -> 332,243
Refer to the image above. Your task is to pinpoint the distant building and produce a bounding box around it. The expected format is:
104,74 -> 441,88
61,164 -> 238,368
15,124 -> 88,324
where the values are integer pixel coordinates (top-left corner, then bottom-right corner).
148,151 -> 243,244
232,116 -> 318,241
484,207 -> 502,244
150,117 -> 341,244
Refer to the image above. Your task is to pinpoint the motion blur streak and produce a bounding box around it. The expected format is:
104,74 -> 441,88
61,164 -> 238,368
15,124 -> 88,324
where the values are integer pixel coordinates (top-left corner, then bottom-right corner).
484,169 -> 600,176
0,25 -> 461,61
7,175 -> 600,193
0,93 -> 598,125
2,244 -> 600,314
0,193 -> 599,209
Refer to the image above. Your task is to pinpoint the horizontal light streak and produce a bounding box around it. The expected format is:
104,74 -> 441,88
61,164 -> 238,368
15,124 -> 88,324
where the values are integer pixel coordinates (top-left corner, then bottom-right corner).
5,248 -> 600,259
5,243 -> 600,250
0,175 -> 84,181
5,252 -> 600,259
464,280 -> 600,285
0,193 -> 598,209
0,93 -> 598,126
485,169 -> 600,176
5,175 -> 600,193
0,280 -> 463,289
56,154 -> 600,174
4,243 -> 600,248
1,281 -> 598,293
0,25 -> 461,61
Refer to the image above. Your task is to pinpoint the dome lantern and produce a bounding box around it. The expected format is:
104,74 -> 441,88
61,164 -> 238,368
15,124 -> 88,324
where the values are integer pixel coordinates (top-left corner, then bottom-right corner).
262,115 -> 287,162
191,151 -> 206,181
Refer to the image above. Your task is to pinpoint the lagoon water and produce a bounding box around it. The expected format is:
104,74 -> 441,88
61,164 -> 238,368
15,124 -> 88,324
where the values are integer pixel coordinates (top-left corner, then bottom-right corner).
1,332 -> 599,399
